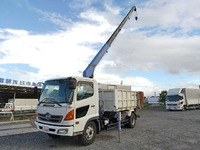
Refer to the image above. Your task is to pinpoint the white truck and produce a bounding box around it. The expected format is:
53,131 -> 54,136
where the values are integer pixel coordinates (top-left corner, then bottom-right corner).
0,98 -> 38,113
35,77 -> 139,145
35,6 -> 139,145
166,88 -> 200,111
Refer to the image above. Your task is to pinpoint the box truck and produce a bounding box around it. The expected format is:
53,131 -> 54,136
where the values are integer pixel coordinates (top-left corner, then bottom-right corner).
166,88 -> 200,111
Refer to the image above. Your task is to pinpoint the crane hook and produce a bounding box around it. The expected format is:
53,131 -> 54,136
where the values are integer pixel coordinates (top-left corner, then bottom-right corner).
133,6 -> 138,21
135,15 -> 138,21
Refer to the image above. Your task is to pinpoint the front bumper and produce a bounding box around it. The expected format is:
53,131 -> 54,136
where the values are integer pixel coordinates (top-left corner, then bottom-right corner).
166,106 -> 182,110
35,121 -> 74,136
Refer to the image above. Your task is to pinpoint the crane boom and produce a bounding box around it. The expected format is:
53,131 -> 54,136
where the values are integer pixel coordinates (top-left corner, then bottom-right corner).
83,6 -> 137,78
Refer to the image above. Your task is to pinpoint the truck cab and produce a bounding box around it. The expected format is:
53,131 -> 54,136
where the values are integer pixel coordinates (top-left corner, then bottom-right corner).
166,88 -> 185,110
35,77 -> 99,143
166,88 -> 200,111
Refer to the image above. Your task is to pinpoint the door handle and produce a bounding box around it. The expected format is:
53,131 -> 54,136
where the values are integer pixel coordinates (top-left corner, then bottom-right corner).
91,105 -> 95,107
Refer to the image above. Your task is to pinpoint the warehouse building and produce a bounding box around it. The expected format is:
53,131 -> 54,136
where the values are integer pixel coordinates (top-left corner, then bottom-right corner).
0,78 -> 41,105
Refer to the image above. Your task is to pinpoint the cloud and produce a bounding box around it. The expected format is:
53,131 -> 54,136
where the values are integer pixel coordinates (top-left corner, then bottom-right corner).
0,29 -> 29,39
0,67 -> 6,73
1,0 -> 200,96
85,0 -> 200,77
0,4 -> 121,81
137,0 -> 200,33
69,0 -> 99,9
105,33 -> 200,75
124,76 -> 155,87
34,9 -> 72,29
95,71 -> 159,96
0,28 -> 97,80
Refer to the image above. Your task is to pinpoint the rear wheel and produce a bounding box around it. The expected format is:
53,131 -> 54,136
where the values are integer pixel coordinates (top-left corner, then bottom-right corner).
78,121 -> 96,146
127,113 -> 136,128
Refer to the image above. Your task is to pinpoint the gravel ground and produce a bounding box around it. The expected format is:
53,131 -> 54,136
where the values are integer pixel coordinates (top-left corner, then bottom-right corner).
0,108 -> 200,150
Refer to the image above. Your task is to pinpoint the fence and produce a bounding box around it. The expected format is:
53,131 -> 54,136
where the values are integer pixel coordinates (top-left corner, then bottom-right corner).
0,111 -> 14,121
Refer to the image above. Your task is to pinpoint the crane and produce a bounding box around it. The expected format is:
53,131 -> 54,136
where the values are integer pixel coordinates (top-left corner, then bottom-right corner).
83,6 -> 138,78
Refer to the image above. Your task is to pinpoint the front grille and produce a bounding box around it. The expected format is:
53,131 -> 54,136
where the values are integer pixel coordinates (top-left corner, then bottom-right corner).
167,104 -> 177,106
38,113 -> 63,123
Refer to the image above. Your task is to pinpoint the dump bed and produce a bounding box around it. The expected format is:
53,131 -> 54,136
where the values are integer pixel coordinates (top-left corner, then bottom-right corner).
99,89 -> 138,112
99,83 -> 131,90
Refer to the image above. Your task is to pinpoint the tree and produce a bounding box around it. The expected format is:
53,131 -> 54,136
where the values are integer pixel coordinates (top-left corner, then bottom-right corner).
159,90 -> 167,105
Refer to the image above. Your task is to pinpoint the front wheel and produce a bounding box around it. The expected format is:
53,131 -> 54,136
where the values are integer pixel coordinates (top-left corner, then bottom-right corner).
78,121 -> 96,146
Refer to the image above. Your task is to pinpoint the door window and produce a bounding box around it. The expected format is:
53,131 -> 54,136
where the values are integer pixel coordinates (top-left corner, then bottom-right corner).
77,82 -> 94,101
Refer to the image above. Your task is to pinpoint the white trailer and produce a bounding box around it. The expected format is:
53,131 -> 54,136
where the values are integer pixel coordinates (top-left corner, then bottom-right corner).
166,88 -> 200,111
0,98 -> 38,112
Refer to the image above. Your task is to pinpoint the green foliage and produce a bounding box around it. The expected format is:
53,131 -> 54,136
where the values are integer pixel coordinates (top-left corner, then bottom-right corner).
159,90 -> 167,104
144,103 -> 150,108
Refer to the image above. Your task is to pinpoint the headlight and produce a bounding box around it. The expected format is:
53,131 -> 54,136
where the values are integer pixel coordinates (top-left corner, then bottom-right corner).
58,129 -> 68,134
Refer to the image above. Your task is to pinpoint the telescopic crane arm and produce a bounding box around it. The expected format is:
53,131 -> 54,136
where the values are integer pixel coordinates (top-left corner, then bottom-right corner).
83,6 -> 137,78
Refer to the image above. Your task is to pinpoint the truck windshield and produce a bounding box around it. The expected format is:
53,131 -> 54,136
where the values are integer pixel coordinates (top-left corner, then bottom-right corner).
166,95 -> 179,102
39,79 -> 74,104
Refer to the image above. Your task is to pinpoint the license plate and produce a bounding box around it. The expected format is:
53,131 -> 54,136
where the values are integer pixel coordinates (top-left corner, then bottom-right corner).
43,126 -> 49,132
171,107 -> 177,110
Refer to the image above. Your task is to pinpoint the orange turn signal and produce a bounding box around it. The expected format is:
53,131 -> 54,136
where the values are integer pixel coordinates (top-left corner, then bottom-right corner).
64,110 -> 74,120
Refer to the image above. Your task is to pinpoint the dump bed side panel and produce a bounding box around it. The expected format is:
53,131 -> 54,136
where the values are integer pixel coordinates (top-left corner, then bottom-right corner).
99,89 -> 138,112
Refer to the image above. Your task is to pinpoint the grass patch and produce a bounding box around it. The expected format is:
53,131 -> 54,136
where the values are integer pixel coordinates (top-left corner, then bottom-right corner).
0,113 -> 36,122
144,103 -> 150,108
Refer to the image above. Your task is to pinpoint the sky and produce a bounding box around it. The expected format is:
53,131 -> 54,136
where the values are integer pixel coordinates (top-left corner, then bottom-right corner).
0,0 -> 200,96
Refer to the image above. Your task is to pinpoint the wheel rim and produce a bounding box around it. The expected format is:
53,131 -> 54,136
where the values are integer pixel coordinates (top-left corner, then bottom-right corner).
85,125 -> 94,141
131,116 -> 135,126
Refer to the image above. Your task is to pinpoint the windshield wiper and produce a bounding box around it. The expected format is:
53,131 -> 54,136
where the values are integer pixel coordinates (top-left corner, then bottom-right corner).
51,100 -> 62,107
38,98 -> 62,107
38,98 -> 48,106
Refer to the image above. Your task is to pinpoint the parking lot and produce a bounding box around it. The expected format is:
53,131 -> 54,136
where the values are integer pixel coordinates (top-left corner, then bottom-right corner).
0,108 -> 200,150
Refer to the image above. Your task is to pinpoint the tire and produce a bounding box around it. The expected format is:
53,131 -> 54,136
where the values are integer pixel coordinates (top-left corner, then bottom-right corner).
78,121 -> 96,146
47,133 -> 60,138
127,113 -> 136,128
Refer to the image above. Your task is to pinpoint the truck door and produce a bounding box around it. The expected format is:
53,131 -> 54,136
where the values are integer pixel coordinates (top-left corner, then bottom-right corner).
73,81 -> 97,132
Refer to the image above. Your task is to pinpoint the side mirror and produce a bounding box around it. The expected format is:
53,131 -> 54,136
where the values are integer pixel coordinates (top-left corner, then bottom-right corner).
69,78 -> 77,89
34,82 -> 44,100
34,86 -> 40,101
179,96 -> 183,100
34,86 -> 38,95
